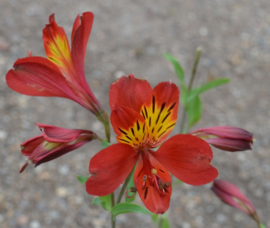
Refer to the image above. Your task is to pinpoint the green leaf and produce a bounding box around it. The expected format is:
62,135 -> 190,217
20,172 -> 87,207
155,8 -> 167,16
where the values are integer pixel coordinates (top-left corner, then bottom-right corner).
187,78 -> 230,103
101,140 -> 111,149
92,195 -> 112,211
200,78 -> 230,93
187,95 -> 202,128
125,167 -> 136,203
164,53 -> 188,106
111,203 -> 152,220
77,175 -> 88,184
260,223 -> 266,228
164,53 -> 184,84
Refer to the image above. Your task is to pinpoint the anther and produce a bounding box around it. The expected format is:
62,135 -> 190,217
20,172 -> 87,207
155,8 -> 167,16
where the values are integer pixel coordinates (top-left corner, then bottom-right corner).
151,168 -> 157,175
164,182 -> 171,188
143,175 -> 147,182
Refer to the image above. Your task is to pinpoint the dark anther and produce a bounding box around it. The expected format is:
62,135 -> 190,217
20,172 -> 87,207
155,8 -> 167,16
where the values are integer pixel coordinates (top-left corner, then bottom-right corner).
130,187 -> 137,192
164,182 -> 171,187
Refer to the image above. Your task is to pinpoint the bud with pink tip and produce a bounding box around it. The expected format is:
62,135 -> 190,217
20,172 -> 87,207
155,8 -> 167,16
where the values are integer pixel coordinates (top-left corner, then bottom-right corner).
190,126 -> 254,152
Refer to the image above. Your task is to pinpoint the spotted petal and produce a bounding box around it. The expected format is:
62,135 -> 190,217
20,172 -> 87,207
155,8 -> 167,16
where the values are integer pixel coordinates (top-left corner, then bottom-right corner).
134,154 -> 172,214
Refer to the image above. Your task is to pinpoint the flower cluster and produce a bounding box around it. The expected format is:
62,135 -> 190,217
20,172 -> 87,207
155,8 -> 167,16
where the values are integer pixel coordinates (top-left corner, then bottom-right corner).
6,11 -> 256,218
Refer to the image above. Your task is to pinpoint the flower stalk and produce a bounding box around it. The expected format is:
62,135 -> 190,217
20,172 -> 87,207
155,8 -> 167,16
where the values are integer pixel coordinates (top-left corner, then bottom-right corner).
180,47 -> 202,133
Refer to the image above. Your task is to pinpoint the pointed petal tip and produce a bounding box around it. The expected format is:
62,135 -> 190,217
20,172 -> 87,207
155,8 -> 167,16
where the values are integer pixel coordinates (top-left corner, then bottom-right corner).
20,162 -> 29,173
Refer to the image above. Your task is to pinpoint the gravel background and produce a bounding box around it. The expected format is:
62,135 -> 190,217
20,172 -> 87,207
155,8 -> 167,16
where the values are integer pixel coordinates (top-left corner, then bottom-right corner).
0,0 -> 269,228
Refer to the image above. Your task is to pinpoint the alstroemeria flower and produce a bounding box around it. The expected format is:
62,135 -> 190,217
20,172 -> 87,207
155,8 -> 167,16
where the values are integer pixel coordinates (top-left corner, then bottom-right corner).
20,123 -> 97,173
190,126 -> 254,152
6,12 -> 108,122
212,179 -> 259,223
86,74 -> 218,214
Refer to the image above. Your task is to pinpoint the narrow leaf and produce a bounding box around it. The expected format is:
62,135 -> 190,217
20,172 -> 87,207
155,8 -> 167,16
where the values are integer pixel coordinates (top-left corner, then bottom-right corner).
260,223 -> 266,228
186,78 -> 230,103
200,78 -> 230,93
187,95 -> 202,128
77,175 -> 88,184
125,167 -> 136,203
111,203 -> 152,219
101,140 -> 111,149
92,195 -> 112,211
164,53 -> 184,84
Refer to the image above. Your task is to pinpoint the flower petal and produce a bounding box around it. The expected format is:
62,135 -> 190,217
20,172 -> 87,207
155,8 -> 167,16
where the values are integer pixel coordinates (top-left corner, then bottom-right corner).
71,12 -> 98,102
36,123 -> 96,143
110,106 -> 146,147
151,134 -> 218,185
109,74 -> 152,113
206,138 -> 252,152
134,155 -> 171,214
21,135 -> 44,156
140,81 -> 179,147
6,57 -> 77,99
42,13 -> 74,80
86,144 -> 138,196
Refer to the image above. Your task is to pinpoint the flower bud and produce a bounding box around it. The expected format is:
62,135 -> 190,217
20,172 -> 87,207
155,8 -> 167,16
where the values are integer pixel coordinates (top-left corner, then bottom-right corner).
211,179 -> 259,223
20,123 -> 97,173
190,126 -> 254,152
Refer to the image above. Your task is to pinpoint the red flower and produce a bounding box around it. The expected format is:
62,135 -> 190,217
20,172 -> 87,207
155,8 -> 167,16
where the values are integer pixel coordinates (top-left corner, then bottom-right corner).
86,74 -> 218,214
20,123 -> 97,173
6,12 -> 107,122
212,179 -> 259,222
190,126 -> 254,152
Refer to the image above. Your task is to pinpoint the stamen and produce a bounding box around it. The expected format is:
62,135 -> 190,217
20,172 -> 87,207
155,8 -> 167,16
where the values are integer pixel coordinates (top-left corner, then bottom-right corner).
164,182 -> 171,188
151,168 -> 157,175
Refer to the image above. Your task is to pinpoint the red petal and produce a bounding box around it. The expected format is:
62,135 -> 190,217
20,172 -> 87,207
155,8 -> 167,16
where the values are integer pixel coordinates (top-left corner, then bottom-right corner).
140,81 -> 179,146
71,14 -> 81,42
6,57 -> 77,99
20,135 -> 44,156
42,13 -> 73,79
109,74 -> 152,113
71,12 -> 96,99
134,155 -> 171,214
151,134 -> 218,185
36,123 -> 95,143
86,144 -> 138,196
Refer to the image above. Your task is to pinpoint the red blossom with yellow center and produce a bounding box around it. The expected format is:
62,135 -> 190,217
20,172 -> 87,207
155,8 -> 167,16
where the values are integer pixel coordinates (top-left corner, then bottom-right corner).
86,74 -> 218,214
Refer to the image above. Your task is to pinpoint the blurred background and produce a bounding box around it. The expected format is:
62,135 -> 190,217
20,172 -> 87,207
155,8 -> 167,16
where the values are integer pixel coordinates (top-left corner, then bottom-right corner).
0,0 -> 269,227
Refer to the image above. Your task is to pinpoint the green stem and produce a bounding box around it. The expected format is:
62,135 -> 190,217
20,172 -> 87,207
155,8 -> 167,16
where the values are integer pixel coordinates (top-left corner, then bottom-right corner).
97,110 -> 111,142
180,47 -> 202,133
116,165 -> 136,204
157,217 -> 163,228
111,192 -> 115,228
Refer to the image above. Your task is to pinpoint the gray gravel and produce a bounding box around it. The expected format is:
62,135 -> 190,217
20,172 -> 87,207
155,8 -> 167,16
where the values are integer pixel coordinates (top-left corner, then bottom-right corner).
0,0 -> 269,227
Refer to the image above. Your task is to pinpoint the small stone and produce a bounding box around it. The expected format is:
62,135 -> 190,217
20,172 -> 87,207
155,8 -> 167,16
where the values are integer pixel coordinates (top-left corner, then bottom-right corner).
0,130 -> 7,140
56,187 -> 69,197
114,71 -> 125,79
199,27 -> 208,36
216,213 -> 226,223
17,215 -> 29,226
58,165 -> 70,175
30,220 -> 40,228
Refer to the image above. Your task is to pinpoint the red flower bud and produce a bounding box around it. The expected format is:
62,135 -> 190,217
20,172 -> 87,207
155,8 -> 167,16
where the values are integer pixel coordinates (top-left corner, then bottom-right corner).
190,126 -> 254,152
20,124 -> 97,173
211,179 -> 259,222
